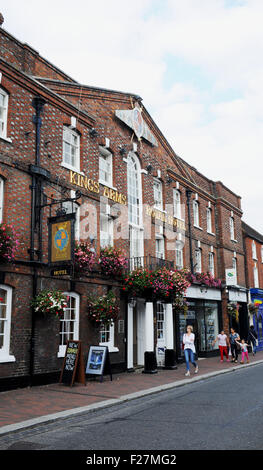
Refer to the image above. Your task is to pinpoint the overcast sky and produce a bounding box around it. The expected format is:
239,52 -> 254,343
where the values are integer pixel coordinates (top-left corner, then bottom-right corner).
2,0 -> 263,233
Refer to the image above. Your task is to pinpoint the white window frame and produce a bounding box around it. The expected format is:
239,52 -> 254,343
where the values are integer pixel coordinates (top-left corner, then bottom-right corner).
0,88 -> 8,140
254,262 -> 259,288
252,240 -> 257,260
0,285 -> 15,363
100,203 -> 114,249
230,216 -> 235,240
99,146 -> 113,188
175,241 -> 184,269
208,252 -> 215,276
173,189 -> 181,219
99,322 -> 119,353
62,126 -> 80,171
193,200 -> 200,227
261,245 -> 263,263
195,248 -> 202,273
156,234 -> 165,259
154,178 -> 163,211
127,152 -> 144,262
0,177 -> 4,223
58,292 -> 80,358
207,207 -> 212,233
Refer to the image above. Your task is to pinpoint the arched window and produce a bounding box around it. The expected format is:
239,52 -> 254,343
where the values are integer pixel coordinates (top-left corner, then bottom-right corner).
127,152 -> 143,261
0,285 -> 15,363
58,292 -> 79,357
0,88 -> 8,139
230,216 -> 235,240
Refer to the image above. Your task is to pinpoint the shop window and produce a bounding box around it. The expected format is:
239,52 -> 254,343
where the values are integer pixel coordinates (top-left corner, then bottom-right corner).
173,189 -> 181,219
154,178 -> 163,211
58,292 -> 79,357
99,322 -> 119,353
99,146 -> 113,187
0,88 -> 8,139
193,200 -> 200,227
62,126 -> 80,171
0,285 -> 15,363
0,177 -> 4,223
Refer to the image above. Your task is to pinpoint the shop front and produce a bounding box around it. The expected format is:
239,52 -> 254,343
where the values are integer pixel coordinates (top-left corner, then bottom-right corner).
176,285 -> 222,359
228,286 -> 249,341
250,288 -> 263,351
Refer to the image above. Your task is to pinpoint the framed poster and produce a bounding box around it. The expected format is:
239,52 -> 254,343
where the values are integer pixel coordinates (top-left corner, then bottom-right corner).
48,213 -> 75,266
86,346 -> 107,375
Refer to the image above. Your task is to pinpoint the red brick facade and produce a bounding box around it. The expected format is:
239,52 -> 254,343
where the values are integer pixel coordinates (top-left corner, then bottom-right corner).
0,25 -> 249,389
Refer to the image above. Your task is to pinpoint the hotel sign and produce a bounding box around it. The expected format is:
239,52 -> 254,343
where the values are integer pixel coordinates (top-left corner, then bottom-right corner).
48,213 -> 75,266
69,170 -> 127,205
146,205 -> 185,230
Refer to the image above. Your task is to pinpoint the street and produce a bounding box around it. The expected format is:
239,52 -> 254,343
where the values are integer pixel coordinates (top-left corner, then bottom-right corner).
0,363 -> 263,451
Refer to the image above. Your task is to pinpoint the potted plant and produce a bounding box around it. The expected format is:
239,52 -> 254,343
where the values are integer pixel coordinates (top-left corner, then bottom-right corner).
99,246 -> 128,277
87,290 -> 120,327
0,223 -> 20,263
74,241 -> 96,274
32,289 -> 68,318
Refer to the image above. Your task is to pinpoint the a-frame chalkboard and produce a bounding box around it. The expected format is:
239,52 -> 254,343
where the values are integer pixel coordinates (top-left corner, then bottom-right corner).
59,340 -> 86,387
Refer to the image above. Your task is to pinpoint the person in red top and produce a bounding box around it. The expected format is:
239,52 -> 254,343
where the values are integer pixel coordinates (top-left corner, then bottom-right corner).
213,330 -> 230,362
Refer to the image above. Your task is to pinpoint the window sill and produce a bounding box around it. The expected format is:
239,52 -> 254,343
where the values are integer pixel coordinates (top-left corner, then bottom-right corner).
154,207 -> 166,214
194,225 -> 203,231
231,239 -> 238,243
0,135 -> 12,144
61,162 -> 83,174
99,343 -> 119,353
207,231 -> 216,236
0,354 -> 16,363
99,180 -> 117,191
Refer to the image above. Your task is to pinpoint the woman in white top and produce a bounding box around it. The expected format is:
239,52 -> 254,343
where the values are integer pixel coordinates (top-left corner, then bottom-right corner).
212,330 -> 230,363
183,325 -> 198,377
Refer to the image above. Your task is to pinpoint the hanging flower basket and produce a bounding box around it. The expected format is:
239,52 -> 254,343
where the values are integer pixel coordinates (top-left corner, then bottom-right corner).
74,241 -> 96,274
86,290 -> 120,327
248,303 -> 259,316
227,302 -> 240,322
99,247 -> 128,277
174,296 -> 189,316
0,223 -> 20,263
186,271 -> 222,288
32,290 -> 68,318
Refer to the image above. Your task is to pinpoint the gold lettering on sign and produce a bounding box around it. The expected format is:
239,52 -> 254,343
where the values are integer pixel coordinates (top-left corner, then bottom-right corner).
69,170 -> 127,204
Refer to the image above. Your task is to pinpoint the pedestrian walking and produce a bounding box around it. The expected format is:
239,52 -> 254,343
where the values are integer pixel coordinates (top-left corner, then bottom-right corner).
212,330 -> 230,362
229,328 -> 240,363
247,325 -> 258,356
183,325 -> 198,377
235,339 -> 250,364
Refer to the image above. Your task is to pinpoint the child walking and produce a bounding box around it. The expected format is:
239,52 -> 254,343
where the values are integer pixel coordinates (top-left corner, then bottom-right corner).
235,339 -> 250,364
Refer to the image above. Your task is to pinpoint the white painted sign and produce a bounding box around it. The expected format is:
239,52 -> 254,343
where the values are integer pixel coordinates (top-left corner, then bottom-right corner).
225,269 -> 237,286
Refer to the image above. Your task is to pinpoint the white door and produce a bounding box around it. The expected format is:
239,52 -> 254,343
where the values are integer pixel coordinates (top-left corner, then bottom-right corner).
137,301 -> 145,366
156,301 -> 166,366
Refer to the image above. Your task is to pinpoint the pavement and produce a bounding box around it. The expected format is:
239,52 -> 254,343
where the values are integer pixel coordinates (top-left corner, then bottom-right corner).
1,351 -> 263,437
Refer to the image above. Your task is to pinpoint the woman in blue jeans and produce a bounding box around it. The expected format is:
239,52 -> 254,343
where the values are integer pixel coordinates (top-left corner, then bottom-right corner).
183,325 -> 198,377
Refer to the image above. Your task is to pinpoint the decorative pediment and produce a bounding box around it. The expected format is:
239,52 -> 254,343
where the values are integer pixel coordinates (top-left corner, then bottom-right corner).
115,106 -> 158,147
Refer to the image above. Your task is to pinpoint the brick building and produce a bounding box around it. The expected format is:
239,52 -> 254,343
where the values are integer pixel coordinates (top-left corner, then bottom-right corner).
242,221 -> 263,350
0,21 -> 249,390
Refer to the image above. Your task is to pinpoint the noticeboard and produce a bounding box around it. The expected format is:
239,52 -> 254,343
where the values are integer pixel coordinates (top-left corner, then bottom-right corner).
59,340 -> 86,387
86,345 -> 112,381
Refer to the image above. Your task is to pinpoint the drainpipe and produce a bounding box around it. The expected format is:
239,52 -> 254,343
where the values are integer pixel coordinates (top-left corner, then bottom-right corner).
186,189 -> 194,274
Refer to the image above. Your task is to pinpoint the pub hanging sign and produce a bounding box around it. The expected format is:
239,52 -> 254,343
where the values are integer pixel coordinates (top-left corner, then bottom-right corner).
48,213 -> 75,266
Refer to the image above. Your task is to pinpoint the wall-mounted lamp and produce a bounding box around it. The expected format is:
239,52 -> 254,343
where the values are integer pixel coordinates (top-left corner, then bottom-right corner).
89,128 -> 98,138
146,164 -> 153,173
200,283 -> 208,294
119,145 -> 126,156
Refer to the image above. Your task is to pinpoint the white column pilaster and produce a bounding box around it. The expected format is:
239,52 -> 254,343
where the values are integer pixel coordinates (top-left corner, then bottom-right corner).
127,303 -> 134,369
145,301 -> 154,351
165,303 -> 174,349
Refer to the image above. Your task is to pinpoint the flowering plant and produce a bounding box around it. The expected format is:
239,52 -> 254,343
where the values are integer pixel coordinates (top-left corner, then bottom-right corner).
248,303 -> 259,316
0,223 -> 20,263
86,290 -> 120,327
32,290 -> 68,317
174,296 -> 189,316
227,302 -> 240,322
99,247 -> 128,277
74,241 -> 96,274
122,267 -> 190,301
186,271 -> 222,288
